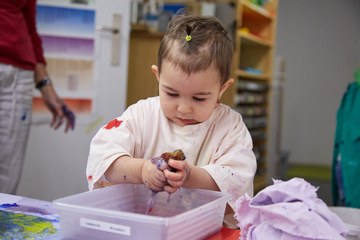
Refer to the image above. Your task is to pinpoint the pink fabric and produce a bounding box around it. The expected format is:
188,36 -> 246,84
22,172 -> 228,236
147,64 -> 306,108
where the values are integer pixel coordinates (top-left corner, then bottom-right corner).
235,178 -> 349,240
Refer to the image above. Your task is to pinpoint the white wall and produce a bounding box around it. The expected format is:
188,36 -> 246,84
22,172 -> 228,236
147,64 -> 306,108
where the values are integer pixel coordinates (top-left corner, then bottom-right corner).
17,125 -> 92,200
276,0 -> 360,165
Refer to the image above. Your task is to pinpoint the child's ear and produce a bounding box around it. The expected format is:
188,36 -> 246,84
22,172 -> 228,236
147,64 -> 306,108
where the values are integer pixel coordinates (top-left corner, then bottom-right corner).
219,78 -> 234,99
151,65 -> 160,82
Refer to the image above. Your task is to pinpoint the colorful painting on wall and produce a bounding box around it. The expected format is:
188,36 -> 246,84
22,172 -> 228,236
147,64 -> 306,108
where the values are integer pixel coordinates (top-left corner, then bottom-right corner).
34,3 -> 96,119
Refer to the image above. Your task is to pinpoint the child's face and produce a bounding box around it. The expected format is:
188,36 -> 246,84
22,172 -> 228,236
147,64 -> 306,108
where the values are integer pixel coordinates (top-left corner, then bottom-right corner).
152,61 -> 233,127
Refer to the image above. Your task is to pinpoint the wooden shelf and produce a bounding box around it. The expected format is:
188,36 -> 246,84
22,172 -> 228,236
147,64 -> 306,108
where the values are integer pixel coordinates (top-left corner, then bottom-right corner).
239,31 -> 272,47
242,1 -> 274,20
231,0 -> 278,193
131,23 -> 147,31
235,69 -> 270,81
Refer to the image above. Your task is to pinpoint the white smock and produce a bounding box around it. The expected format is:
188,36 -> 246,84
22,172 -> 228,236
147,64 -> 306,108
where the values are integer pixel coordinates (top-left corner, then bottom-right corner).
87,96 -> 257,210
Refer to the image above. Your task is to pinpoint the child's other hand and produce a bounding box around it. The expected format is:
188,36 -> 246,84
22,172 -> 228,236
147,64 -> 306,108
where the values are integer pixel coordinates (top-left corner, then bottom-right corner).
141,160 -> 167,192
163,159 -> 190,193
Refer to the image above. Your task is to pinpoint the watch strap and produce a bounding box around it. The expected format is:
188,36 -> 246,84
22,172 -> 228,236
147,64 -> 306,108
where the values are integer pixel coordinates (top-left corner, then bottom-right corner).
35,77 -> 51,90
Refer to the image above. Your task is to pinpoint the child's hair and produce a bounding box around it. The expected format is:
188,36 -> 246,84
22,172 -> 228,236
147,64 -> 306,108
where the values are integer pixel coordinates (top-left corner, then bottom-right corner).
157,12 -> 234,85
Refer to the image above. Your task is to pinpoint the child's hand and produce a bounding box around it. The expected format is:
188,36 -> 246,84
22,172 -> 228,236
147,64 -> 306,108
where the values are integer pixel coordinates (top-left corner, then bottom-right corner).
163,159 -> 191,193
141,160 -> 167,192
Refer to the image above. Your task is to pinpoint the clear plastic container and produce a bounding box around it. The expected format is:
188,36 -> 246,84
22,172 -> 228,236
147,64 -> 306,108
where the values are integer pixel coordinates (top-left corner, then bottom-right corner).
53,184 -> 230,240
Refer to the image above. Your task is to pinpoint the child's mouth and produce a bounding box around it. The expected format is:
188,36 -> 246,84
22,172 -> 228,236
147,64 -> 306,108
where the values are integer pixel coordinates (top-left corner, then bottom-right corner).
177,118 -> 197,125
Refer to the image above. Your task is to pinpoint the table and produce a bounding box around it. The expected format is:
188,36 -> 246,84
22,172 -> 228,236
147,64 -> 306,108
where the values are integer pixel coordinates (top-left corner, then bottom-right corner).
0,193 -> 240,239
207,227 -> 240,240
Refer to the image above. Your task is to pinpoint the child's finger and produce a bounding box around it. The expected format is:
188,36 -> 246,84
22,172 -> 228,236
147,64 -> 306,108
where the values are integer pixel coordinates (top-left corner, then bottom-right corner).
167,179 -> 183,188
163,184 -> 178,194
155,169 -> 166,182
153,178 -> 166,189
164,169 -> 182,181
164,171 -> 186,189
168,159 -> 184,171
144,179 -> 163,192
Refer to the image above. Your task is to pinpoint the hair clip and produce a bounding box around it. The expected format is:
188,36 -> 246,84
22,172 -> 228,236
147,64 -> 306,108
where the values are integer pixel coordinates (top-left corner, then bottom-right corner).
185,35 -> 192,42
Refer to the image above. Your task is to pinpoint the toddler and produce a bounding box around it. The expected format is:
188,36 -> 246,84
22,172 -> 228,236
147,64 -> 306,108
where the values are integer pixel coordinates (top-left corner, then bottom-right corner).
87,12 -> 256,227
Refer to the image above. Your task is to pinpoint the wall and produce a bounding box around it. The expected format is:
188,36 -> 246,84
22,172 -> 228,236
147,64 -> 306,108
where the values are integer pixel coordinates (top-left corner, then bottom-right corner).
275,0 -> 360,166
17,125 -> 92,200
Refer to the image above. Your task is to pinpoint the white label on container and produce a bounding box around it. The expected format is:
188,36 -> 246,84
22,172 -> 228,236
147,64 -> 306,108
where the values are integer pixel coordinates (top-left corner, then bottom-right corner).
80,218 -> 131,236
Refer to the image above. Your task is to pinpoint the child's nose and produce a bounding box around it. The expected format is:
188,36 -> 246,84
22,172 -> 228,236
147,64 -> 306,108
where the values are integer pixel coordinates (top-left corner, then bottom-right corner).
177,103 -> 192,114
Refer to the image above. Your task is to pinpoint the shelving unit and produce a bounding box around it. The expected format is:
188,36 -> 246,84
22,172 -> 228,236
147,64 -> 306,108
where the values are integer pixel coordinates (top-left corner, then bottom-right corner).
223,0 -> 278,192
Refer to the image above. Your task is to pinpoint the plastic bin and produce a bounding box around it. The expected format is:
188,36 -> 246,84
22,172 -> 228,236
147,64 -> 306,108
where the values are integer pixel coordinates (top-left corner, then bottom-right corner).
53,184 -> 231,240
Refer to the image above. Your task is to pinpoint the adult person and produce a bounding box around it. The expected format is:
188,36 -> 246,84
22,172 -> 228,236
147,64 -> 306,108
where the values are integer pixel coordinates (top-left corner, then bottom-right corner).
0,0 -> 75,194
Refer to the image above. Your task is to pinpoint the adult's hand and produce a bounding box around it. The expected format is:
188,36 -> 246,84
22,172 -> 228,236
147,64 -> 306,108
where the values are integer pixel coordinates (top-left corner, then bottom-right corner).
40,85 -> 75,132
34,63 -> 75,132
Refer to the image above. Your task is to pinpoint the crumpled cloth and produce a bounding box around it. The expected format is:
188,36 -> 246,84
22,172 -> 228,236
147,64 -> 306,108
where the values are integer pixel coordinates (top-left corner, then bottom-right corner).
235,178 -> 349,240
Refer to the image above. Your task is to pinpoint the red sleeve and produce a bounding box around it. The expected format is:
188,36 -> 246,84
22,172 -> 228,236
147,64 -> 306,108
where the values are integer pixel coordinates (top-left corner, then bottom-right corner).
23,0 -> 46,65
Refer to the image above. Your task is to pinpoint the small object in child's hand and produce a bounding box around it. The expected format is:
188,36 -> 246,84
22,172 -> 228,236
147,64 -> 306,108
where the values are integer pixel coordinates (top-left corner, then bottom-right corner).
160,149 -> 186,161
160,149 -> 186,172
146,149 -> 186,214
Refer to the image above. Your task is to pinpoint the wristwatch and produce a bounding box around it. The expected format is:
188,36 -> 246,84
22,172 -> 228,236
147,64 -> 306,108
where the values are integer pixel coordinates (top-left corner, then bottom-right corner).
35,76 -> 52,90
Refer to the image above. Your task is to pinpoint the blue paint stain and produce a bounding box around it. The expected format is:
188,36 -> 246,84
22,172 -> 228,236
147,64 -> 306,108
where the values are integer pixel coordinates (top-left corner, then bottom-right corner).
0,203 -> 55,216
0,203 -> 18,208
21,111 -> 27,121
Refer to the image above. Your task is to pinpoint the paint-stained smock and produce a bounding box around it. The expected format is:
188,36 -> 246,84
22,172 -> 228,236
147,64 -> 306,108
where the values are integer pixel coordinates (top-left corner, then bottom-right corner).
86,96 -> 257,210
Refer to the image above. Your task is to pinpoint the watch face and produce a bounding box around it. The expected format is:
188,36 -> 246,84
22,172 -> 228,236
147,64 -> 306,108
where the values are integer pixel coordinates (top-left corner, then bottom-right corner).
36,78 -> 51,90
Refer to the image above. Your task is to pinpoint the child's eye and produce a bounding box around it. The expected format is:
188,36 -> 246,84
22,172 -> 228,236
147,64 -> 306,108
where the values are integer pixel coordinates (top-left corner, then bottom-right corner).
166,92 -> 178,97
193,97 -> 206,102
